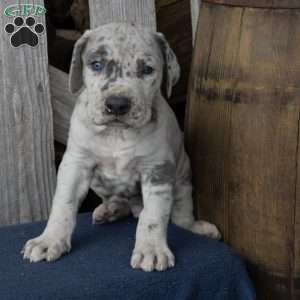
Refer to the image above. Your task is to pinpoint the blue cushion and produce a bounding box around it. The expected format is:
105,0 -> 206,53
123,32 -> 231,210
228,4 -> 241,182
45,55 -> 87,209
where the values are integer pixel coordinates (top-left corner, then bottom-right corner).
0,213 -> 256,300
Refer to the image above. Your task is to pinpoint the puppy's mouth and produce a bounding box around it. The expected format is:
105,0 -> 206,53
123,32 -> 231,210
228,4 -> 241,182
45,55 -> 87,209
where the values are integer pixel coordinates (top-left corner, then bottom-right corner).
90,115 -> 129,128
107,119 -> 129,127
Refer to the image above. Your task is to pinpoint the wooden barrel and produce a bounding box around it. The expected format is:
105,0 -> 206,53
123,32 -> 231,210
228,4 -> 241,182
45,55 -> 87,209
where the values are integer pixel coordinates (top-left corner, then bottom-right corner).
185,1 -> 300,299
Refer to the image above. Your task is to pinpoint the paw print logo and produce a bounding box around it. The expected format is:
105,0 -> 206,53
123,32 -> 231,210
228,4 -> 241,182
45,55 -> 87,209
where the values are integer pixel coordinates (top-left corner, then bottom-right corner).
5,16 -> 45,48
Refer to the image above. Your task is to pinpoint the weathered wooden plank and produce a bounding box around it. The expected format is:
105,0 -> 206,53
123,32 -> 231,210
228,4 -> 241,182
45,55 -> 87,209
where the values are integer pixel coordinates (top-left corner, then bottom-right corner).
49,66 -> 75,145
190,0 -> 201,43
89,0 -> 157,30
0,0 -> 56,226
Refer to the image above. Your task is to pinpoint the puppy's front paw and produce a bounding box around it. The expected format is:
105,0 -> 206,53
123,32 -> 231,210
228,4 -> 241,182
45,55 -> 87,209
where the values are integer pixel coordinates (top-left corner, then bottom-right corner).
131,245 -> 175,272
191,221 -> 221,240
22,234 -> 71,263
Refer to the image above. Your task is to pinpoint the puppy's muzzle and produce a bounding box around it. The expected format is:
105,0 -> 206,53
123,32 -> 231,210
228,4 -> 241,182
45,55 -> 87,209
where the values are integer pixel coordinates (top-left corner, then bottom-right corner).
105,96 -> 132,116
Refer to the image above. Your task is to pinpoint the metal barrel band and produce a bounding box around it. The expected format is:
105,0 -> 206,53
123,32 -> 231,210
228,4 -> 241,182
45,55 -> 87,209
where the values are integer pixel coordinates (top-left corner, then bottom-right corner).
202,0 -> 300,9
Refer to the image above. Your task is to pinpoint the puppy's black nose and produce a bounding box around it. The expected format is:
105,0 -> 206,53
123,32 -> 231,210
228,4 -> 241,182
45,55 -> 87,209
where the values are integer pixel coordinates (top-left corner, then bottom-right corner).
105,96 -> 131,116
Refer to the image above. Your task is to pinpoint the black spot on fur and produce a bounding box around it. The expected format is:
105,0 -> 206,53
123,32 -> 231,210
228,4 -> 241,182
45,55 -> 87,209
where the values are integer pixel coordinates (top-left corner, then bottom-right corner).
150,107 -> 158,123
146,161 -> 175,185
151,79 -> 157,87
136,59 -> 146,79
106,60 -> 123,79
117,64 -> 123,78
37,82 -> 43,92
106,60 -> 117,78
154,190 -> 170,197
148,224 -> 158,231
97,45 -> 108,57
101,76 -> 118,91
86,46 -> 109,64
101,82 -> 110,92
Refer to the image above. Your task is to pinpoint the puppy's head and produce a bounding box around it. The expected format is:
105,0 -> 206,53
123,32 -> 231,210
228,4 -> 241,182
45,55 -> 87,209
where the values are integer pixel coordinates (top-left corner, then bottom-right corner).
69,23 -> 180,128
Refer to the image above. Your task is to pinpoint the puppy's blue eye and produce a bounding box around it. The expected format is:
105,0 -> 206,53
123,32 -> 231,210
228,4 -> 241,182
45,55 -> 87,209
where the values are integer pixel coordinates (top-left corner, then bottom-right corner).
143,65 -> 154,75
91,61 -> 104,72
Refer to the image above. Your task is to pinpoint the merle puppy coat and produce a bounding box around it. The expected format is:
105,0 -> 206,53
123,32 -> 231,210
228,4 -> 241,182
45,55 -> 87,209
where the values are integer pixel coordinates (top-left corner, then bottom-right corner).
23,23 -> 220,272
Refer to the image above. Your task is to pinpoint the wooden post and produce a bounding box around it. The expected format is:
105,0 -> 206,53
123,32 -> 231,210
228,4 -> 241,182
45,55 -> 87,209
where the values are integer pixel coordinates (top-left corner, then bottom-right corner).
0,0 -> 56,226
191,0 -> 201,43
89,0 -> 157,30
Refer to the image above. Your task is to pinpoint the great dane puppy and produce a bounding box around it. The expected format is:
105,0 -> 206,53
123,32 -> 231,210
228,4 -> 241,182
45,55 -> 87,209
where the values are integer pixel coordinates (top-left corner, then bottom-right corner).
22,23 -> 220,272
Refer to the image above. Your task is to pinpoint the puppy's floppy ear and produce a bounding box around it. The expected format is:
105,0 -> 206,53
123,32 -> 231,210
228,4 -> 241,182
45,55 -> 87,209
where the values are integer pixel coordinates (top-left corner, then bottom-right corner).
155,32 -> 181,99
69,30 -> 91,94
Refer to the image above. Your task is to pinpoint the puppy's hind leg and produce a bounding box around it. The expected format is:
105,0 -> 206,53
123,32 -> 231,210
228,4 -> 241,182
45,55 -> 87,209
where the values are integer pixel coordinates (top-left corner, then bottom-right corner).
171,182 -> 221,240
93,196 -> 131,224
128,196 -> 143,219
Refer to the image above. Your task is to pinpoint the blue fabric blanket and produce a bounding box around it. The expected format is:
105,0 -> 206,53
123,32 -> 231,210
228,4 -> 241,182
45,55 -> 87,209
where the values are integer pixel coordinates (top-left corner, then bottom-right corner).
0,213 -> 255,300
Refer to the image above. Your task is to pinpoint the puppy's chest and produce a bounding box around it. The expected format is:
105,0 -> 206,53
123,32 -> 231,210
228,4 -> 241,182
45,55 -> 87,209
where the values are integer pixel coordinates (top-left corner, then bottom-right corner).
91,157 -> 141,197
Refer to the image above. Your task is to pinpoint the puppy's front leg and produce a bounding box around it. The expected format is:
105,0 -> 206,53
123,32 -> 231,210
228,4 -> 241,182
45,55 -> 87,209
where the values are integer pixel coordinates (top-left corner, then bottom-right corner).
131,162 -> 175,272
22,151 -> 93,262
